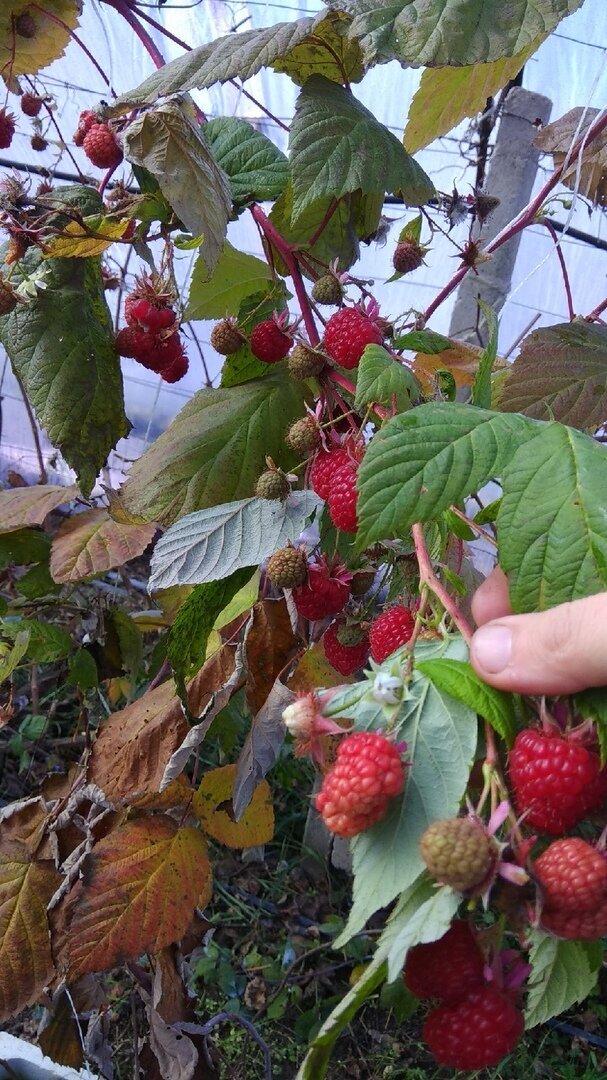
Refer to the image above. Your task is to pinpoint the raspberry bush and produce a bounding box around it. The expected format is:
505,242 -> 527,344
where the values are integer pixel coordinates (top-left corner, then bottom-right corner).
0,1 -> 606,1077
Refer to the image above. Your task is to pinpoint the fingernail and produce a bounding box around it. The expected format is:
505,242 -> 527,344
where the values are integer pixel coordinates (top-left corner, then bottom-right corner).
472,625 -> 512,674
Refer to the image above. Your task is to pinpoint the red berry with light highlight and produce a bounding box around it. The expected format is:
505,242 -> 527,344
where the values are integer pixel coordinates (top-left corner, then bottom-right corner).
534,837 -> 607,914
369,605 -> 415,663
250,319 -> 291,363
328,463 -> 358,533
315,731 -> 405,838
323,622 -> 369,676
508,728 -> 607,835
323,308 -> 382,369
423,986 -> 524,1071
83,123 -> 123,169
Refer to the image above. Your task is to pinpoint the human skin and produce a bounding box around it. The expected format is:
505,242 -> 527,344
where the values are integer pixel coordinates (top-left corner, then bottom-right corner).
470,568 -> 607,695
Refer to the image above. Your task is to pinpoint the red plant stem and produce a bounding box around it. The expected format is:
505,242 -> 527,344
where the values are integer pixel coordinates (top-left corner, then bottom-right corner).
539,218 -> 575,319
586,295 -> 607,322
423,108 -> 607,325
101,0 -> 166,69
250,203 -> 320,345
32,5 -> 114,90
307,197 -> 340,249
411,522 -> 473,644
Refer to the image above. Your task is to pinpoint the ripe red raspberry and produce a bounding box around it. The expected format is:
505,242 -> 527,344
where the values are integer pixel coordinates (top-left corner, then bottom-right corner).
162,343 -> 188,383
83,123 -> 123,169
310,446 -> 351,500
404,920 -> 485,1002
508,728 -> 607,835
315,731 -> 405,837
423,987 -> 524,1071
20,93 -> 43,117
250,318 -> 291,363
125,295 -> 176,331
369,605 -> 415,663
292,557 -> 351,621
420,817 -> 498,894
534,838 -> 607,914
323,308 -> 382,370
73,109 -> 97,147
0,109 -> 16,150
115,326 -> 156,359
328,463 -> 358,533
143,332 -> 185,374
323,622 -> 369,676
540,901 -> 607,940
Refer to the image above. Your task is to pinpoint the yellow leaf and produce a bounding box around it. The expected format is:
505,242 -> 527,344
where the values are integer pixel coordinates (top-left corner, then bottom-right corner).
193,764 -> 274,848
44,216 -> 132,259
289,642 -> 354,691
272,13 -> 364,87
404,39 -> 543,154
1,1 -> 81,84
0,842 -> 60,1020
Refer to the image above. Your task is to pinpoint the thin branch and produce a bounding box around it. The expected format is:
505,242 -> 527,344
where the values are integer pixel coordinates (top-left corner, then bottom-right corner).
586,295 -> 607,322
32,5 -> 114,91
14,370 -> 47,483
539,218 -> 575,320
249,203 -> 319,345
101,0 -> 166,68
411,522 -> 473,643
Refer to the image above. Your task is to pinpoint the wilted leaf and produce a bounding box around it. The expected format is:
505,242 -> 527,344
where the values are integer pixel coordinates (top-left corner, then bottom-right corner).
233,678 -> 295,819
0,798 -> 50,854
272,12 -> 364,86
186,241 -> 272,321
62,820 -> 212,978
0,842 -> 60,1021
50,508 -> 155,584
39,989 -> 85,1070
0,485 -> 79,534
204,118 -> 289,204
534,107 -> 607,206
1,1 -> 80,82
245,599 -> 300,714
193,764 -> 274,846
289,642 -> 353,691
124,101 -> 232,275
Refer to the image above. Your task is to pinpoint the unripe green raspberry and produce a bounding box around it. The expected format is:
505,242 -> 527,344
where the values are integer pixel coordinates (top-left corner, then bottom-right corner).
266,545 -> 308,588
287,343 -> 326,380
255,466 -> 291,501
210,318 -> 244,355
285,416 -> 321,455
420,818 -> 498,894
311,274 -> 344,306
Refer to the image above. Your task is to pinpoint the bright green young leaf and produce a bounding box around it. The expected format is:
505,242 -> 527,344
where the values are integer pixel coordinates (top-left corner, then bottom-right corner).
386,883 -> 460,982
2,619 -> 71,663
204,117 -> 289,204
271,12 -> 364,86
149,491 -> 321,591
417,657 -> 517,746
0,630 -> 31,683
474,496 -> 502,524
355,345 -> 420,414
357,402 -> 540,549
392,329 -> 451,354
404,41 -> 541,153
498,423 -> 607,612
326,0 -> 582,68
576,687 -> 607,764
110,19 -> 316,113
525,931 -> 602,1028
124,101 -> 232,276
498,320 -> 607,431
0,250 -> 129,498
471,300 -> 498,409
289,76 -> 434,222
119,369 -> 308,525
186,241 -> 272,322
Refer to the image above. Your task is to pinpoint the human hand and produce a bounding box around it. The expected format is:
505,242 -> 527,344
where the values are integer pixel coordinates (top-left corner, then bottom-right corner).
470,567 -> 607,695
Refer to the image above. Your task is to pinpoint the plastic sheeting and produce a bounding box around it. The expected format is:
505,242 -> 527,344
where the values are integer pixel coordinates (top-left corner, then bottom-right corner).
0,0 -> 605,484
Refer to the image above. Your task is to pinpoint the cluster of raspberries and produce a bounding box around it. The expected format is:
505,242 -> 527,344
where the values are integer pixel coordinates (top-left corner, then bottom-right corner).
115,295 -> 188,383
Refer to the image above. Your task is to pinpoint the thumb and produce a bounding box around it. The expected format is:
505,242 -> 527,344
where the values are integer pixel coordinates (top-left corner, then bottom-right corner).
469,593 -> 607,695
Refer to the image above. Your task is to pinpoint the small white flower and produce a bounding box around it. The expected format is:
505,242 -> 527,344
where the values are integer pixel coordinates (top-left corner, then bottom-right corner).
370,672 -> 403,705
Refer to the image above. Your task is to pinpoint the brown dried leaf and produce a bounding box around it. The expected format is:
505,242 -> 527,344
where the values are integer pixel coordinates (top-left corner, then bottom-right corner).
39,990 -> 85,1070
534,107 -> 607,206
129,776 -> 194,811
50,508 -> 156,583
289,642 -> 355,691
193,764 -> 274,848
0,842 -> 61,1021
0,484 -> 79,533
245,599 -> 300,714
0,797 -> 52,856
233,678 -> 295,819
63,819 -> 212,979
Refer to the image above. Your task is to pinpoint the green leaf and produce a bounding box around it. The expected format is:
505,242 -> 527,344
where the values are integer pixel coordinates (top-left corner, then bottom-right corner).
525,931 -> 602,1028
0,251 -> 129,498
111,19 -> 316,113
498,423 -> 607,612
576,687 -> 607,765
355,345 -> 420,414
498,320 -> 607,431
2,618 -> 71,662
271,12 -> 365,86
167,569 -> 255,705
149,491 -> 321,591
124,101 -> 232,276
186,241 -> 272,322
204,117 -> 289,204
67,649 -> 99,692
289,75 -> 434,222
269,184 -> 375,276
417,658 -> 517,746
0,630 -> 30,682
106,609 -> 142,679
220,285 -> 290,387
326,0 -> 583,67
392,329 -> 451,354
404,41 -> 541,153
357,402 -> 540,549
386,883 -> 460,982
0,529 -> 50,569
16,562 -> 60,601
474,496 -> 501,524
119,368 -> 308,526
471,300 -> 498,409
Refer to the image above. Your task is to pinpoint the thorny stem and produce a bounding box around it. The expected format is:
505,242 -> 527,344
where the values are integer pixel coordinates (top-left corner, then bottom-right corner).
101,0 -> 166,69
411,522 -> 473,644
250,203 -> 320,345
423,108 -> 607,325
540,218 -> 575,320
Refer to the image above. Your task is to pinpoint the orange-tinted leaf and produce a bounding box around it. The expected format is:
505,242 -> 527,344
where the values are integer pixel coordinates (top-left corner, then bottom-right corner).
0,842 -> 61,1020
193,764 -> 274,848
87,644 -> 238,801
245,599 -> 300,714
534,108 -> 607,207
0,484 -> 79,533
129,777 -> 193,811
412,339 -> 483,392
289,642 -> 355,691
50,508 -> 156,583
64,819 -> 212,978
0,797 -> 51,856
